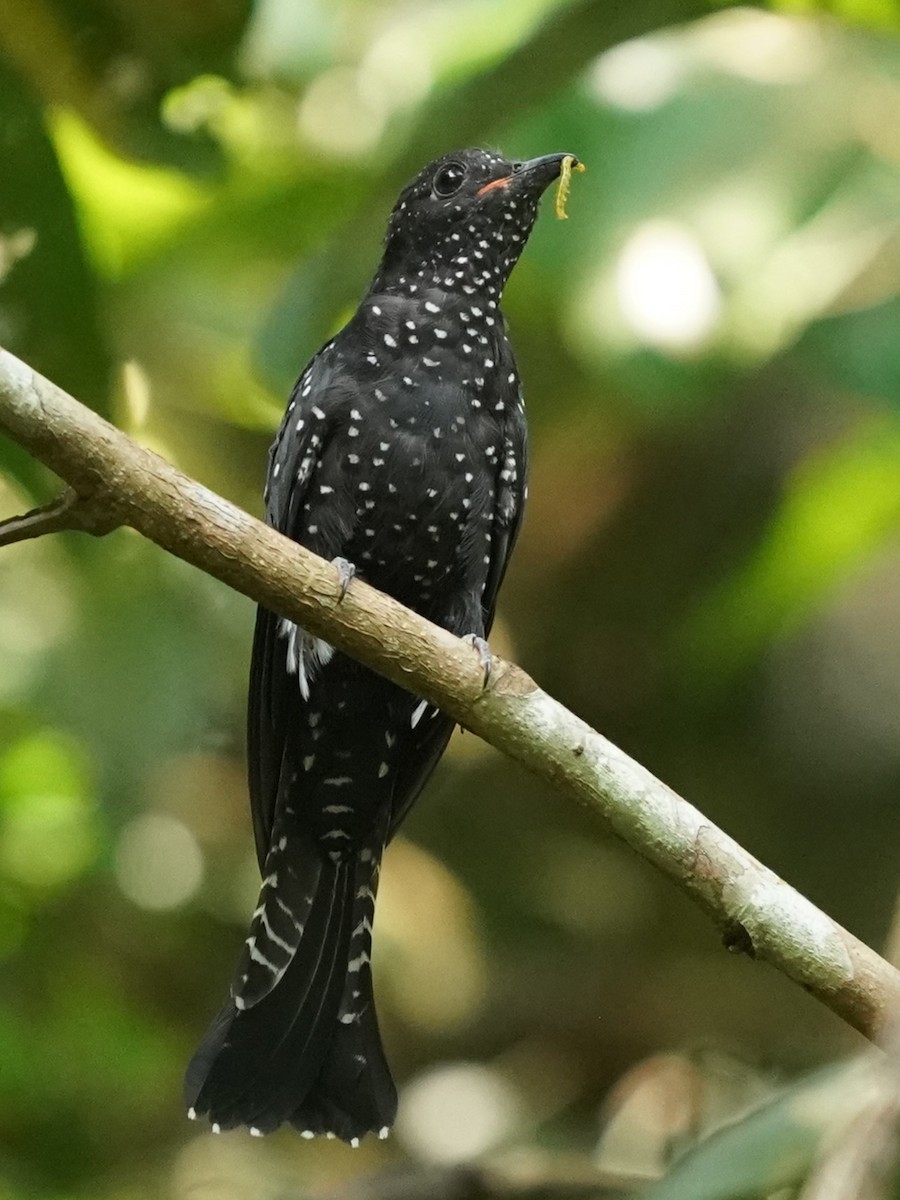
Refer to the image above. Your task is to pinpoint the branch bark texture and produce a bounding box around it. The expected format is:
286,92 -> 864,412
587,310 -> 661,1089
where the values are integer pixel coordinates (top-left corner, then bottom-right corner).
1,345 -> 898,1043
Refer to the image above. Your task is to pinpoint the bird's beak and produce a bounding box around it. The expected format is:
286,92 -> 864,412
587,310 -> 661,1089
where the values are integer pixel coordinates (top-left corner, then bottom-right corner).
476,153 -> 580,198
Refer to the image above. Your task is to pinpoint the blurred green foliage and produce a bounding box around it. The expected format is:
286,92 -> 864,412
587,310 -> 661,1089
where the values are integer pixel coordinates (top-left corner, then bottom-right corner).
2,0 -> 900,1197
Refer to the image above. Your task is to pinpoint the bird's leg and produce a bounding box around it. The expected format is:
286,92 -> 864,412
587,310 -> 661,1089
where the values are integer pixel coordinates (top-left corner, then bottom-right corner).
331,557 -> 356,602
462,633 -> 493,688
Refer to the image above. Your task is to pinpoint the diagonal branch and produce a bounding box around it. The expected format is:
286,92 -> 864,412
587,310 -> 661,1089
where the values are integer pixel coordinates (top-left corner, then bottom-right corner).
0,344 -> 898,1043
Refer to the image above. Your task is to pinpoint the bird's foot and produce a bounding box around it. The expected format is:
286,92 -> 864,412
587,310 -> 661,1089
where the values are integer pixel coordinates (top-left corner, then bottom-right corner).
462,633 -> 493,688
332,557 -> 356,602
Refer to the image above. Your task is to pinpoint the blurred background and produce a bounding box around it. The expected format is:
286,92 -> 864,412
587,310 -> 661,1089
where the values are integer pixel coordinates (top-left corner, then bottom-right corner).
2,0 -> 900,1196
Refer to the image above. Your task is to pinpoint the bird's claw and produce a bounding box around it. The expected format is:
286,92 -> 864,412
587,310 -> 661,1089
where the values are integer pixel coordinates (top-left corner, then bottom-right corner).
332,557 -> 356,602
462,633 -> 492,688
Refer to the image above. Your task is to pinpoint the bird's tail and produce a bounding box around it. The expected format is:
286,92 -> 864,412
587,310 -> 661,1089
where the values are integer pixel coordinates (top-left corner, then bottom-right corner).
184,829 -> 396,1142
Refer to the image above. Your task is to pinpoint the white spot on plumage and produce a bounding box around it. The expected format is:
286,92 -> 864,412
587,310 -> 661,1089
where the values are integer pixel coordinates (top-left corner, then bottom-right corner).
383,333 -> 397,347
279,621 -> 333,698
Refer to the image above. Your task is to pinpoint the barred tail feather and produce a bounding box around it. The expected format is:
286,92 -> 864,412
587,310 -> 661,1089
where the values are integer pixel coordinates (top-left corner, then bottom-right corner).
184,842 -> 396,1141
291,843 -> 397,1139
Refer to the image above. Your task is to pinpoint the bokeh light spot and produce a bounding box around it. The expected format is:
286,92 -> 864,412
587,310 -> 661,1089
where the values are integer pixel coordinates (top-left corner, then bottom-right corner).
589,37 -> 683,111
615,220 -> 722,352
0,731 -> 97,889
398,1062 -> 520,1163
378,838 -> 487,1032
298,67 -> 387,157
115,813 -> 203,910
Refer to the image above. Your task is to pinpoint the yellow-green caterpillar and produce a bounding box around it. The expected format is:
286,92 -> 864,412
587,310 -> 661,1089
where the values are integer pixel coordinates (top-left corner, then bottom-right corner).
556,155 -> 585,220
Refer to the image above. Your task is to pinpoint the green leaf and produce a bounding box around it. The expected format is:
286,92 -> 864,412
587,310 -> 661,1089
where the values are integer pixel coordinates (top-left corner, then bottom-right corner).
675,416 -> 900,682
644,1060 -> 881,1200
0,59 -> 111,497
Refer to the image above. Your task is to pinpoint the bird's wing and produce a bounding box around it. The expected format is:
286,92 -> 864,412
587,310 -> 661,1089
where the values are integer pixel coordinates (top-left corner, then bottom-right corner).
247,347 -> 350,869
481,403 -> 528,634
388,395 -> 528,840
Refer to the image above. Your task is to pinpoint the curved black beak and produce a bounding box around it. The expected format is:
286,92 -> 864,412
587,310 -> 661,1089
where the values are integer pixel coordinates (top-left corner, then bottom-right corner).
476,153 -> 580,199
517,153 -> 580,186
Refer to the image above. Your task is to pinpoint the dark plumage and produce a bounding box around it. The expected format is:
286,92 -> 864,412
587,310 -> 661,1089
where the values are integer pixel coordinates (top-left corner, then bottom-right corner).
185,148 -> 577,1143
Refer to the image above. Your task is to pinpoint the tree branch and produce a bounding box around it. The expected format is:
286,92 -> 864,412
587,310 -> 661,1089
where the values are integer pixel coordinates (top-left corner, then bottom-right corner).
1,345 -> 898,1042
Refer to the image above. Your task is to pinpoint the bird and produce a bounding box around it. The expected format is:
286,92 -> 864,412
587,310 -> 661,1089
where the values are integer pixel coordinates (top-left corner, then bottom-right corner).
184,148 -> 578,1144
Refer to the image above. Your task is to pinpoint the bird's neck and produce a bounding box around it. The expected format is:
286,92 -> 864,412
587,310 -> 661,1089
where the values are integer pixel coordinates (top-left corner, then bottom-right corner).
371,241 -> 516,307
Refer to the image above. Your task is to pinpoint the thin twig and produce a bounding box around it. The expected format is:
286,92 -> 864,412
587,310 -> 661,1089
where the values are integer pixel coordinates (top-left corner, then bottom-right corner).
1,345 -> 899,1043
0,485 -> 120,547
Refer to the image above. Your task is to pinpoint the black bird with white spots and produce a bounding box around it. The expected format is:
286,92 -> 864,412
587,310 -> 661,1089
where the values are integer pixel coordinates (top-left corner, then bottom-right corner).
185,148 -> 579,1144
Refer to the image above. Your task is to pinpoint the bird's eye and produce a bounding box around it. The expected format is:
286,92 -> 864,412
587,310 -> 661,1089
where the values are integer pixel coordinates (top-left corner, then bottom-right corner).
432,162 -> 467,198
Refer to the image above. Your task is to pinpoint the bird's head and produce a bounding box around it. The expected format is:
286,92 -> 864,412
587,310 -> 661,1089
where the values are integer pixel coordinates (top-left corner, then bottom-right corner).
375,148 -> 579,300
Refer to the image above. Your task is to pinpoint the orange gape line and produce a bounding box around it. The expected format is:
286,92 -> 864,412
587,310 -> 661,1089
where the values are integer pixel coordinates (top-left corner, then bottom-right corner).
476,176 -> 511,196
